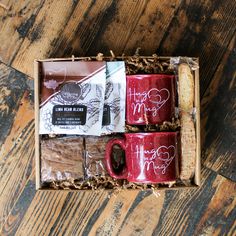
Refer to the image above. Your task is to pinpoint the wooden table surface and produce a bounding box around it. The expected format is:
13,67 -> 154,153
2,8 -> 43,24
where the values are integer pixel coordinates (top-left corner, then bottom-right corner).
0,1 -> 235,235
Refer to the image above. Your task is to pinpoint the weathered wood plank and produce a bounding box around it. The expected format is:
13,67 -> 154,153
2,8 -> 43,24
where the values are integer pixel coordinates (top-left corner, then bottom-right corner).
157,0 -> 236,98
0,0 -> 44,64
123,0 -> 181,55
0,175 -> 35,236
85,191 -> 139,236
10,0 -> 181,77
46,191 -> 112,236
0,63 -> 34,230
12,190 -> 138,236
14,191 -> 110,236
0,119 -> 34,230
201,34 -> 236,181
4,166 -> 235,236
193,176 -> 236,236
11,0 -> 151,77
49,0 -> 116,58
14,191 -> 69,236
0,62 -> 30,146
115,191 -> 165,236
0,63 -> 34,160
86,0 -> 156,55
152,166 -> 236,236
12,188 -> 160,236
10,0 -> 78,77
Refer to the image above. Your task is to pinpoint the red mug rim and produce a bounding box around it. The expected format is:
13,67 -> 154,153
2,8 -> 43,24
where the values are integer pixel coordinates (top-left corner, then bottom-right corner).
126,74 -> 175,78
124,131 -> 178,137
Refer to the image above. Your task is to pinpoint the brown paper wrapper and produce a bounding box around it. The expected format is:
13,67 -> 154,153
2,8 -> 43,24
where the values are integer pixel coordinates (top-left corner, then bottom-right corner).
84,135 -> 124,177
41,137 -> 84,182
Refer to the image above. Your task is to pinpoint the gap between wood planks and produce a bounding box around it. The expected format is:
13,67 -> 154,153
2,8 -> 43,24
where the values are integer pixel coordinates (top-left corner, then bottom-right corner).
0,60 -> 34,80
216,172 -> 236,183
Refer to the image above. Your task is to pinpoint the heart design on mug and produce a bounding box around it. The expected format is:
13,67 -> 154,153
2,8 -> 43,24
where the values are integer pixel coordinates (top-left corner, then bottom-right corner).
148,88 -> 170,108
129,87 -> 171,117
155,145 -> 176,174
157,145 -> 175,160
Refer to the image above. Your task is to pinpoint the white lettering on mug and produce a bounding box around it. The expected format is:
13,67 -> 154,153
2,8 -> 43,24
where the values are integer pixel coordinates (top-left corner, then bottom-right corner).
128,88 -> 170,117
134,145 -> 176,174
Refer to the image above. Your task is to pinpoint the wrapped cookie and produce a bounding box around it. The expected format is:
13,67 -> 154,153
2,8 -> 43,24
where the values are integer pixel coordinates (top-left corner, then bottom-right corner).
178,63 -> 194,112
40,137 -> 85,182
84,135 -> 124,178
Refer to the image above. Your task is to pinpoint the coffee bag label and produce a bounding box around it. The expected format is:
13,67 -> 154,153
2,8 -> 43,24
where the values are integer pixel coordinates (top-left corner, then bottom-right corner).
39,61 -> 106,135
102,61 -> 126,134
52,105 -> 87,125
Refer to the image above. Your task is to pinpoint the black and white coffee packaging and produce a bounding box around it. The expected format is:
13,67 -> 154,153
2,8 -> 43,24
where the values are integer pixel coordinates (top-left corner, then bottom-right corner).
102,61 -> 126,134
39,61 -> 126,136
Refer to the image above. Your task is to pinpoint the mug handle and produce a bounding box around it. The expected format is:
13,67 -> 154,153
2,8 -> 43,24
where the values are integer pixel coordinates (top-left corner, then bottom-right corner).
105,139 -> 128,179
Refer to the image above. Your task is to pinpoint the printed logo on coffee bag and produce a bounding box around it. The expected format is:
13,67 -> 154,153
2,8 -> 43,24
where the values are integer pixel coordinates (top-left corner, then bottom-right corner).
60,83 -> 82,102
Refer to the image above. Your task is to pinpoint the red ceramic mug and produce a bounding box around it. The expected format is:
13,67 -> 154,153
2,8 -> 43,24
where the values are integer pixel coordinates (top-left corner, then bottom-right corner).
105,132 -> 179,183
126,74 -> 176,125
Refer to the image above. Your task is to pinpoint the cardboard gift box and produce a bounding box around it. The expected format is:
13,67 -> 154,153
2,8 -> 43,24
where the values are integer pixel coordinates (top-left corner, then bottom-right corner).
34,55 -> 200,191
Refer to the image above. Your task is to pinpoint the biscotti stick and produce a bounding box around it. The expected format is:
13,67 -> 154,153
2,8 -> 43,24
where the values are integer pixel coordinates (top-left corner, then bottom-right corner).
178,63 -> 194,111
179,111 -> 196,180
178,63 -> 196,180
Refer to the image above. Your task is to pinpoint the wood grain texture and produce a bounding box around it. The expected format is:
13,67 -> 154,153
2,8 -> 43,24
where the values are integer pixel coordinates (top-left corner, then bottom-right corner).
0,0 -> 235,235
2,166 -> 235,236
0,0 -> 44,64
11,0 -> 76,77
113,191 -> 165,236
0,65 -> 34,232
153,166 -> 236,236
0,62 -> 30,145
201,34 -> 236,181
123,0 -> 181,55
15,191 -> 110,236
0,175 -> 36,236
0,100 -> 34,230
193,175 -> 236,236
157,0 -> 236,98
